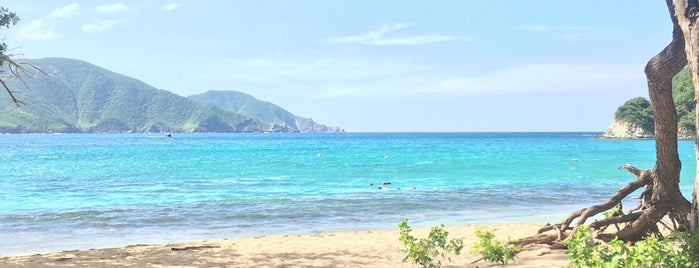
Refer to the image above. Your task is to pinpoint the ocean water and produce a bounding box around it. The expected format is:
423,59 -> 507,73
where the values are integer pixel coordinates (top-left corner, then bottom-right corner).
0,132 -> 695,255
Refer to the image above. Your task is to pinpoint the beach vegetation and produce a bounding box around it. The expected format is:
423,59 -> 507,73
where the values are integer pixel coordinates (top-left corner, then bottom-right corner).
470,229 -> 520,265
565,225 -> 698,267
397,219 -> 464,268
602,203 -> 621,218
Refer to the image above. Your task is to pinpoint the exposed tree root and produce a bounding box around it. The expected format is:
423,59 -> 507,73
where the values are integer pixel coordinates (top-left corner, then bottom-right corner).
504,7 -> 695,250
512,164 -> 691,250
455,4 -> 699,267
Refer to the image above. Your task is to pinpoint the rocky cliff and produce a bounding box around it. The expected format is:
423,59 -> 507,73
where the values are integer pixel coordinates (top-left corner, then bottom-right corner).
603,119 -> 695,139
603,119 -> 654,139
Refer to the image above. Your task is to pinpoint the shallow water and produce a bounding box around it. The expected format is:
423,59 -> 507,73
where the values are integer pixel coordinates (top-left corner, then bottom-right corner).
0,132 -> 695,255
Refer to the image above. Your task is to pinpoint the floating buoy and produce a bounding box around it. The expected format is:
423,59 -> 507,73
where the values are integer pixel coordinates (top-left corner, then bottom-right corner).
317,153 -> 322,158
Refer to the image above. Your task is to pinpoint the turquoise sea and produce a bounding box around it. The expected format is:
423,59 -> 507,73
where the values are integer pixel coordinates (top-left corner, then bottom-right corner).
0,132 -> 695,255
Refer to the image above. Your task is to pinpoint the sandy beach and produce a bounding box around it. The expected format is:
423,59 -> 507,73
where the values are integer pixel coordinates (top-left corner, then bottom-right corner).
0,222 -> 568,267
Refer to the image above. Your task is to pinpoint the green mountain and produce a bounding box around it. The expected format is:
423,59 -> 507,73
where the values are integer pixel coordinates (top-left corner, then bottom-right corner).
604,67 -> 696,138
0,57 -> 342,133
188,90 -> 343,133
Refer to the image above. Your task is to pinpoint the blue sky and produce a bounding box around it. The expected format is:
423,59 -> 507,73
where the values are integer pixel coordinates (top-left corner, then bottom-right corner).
2,1 -> 674,132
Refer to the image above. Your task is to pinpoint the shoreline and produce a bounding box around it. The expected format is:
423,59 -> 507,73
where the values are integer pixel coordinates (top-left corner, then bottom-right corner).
0,222 -> 569,267
0,209 -> 574,257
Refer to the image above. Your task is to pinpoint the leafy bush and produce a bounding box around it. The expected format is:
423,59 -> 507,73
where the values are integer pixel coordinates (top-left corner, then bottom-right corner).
602,204 -> 621,218
470,229 -> 520,265
614,97 -> 654,133
564,226 -> 596,266
564,225 -> 697,267
673,67 -> 697,131
677,229 -> 699,266
398,219 -> 464,268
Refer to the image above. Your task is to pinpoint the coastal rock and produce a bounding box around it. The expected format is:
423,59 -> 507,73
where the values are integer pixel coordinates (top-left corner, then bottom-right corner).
678,125 -> 696,139
603,119 -> 654,139
602,119 -> 696,139
535,248 -> 552,256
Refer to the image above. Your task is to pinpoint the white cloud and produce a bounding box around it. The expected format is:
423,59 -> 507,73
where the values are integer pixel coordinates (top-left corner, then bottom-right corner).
194,52 -> 644,103
96,3 -> 128,13
18,20 -> 59,40
164,3 -> 180,11
302,63 -> 643,99
50,3 -> 80,19
327,23 -> 472,46
413,63 -> 642,96
193,55 -> 426,100
81,19 -> 123,32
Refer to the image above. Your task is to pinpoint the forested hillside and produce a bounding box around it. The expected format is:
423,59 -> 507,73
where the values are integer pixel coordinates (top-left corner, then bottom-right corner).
0,58 -> 343,133
606,67 -> 695,138
189,91 -> 342,133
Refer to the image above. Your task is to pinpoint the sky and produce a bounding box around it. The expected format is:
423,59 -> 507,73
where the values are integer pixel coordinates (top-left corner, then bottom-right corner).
0,1 -> 675,132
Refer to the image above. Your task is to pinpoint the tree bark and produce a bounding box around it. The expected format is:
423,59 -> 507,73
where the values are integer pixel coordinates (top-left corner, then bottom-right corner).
670,0 -> 699,233
613,2 -> 690,241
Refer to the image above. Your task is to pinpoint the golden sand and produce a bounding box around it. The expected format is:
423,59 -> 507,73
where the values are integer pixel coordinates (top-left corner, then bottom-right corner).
0,223 -> 568,267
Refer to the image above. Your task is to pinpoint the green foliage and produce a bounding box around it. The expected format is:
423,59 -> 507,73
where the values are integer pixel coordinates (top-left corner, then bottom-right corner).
565,226 -> 697,268
470,229 -> 520,265
673,67 -> 697,131
564,226 -> 596,266
0,58 -> 300,133
0,7 -> 18,28
398,219 -> 464,268
614,96 -> 654,133
0,7 -> 19,65
189,90 -> 338,132
602,204 -> 621,218
614,67 -> 696,134
0,57 -> 340,133
678,229 -> 699,265
189,90 -> 295,126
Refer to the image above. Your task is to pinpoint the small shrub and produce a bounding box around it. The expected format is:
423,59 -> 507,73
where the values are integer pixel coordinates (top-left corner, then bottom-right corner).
564,225 -> 697,268
670,229 -> 699,267
564,226 -> 597,266
398,219 -> 464,268
602,204 -> 621,218
470,229 -> 520,265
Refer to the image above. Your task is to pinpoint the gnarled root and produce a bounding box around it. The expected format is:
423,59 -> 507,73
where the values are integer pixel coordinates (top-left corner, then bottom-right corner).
515,164 -> 690,248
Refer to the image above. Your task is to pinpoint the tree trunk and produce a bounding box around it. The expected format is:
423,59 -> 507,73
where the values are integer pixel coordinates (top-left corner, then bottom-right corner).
615,8 -> 691,238
694,175 -> 699,231
670,0 -> 699,233
519,1 -> 694,246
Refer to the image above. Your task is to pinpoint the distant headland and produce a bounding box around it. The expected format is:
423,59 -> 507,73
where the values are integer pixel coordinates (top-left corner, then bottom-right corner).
603,67 -> 696,139
0,57 -> 344,133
